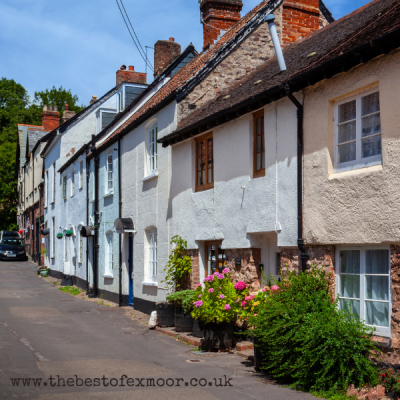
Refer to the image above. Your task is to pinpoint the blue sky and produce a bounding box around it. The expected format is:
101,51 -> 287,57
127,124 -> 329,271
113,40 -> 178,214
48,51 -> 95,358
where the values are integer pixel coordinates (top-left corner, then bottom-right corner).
0,0 -> 372,107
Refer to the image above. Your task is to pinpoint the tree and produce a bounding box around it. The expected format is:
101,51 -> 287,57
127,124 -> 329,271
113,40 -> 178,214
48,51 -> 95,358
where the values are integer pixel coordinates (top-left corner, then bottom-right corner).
29,86 -> 86,125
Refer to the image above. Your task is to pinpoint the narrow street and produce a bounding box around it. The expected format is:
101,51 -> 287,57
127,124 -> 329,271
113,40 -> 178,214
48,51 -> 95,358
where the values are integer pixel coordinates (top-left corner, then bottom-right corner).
0,260 -> 315,400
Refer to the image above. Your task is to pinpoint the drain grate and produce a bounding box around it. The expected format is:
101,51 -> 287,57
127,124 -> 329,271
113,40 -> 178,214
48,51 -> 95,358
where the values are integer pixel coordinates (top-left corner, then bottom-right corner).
186,359 -> 203,363
59,299 -> 76,301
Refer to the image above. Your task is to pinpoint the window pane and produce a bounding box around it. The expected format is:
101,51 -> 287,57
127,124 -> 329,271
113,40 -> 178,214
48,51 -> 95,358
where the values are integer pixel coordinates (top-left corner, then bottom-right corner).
365,301 -> 389,327
365,250 -> 389,274
108,181 -> 113,190
362,113 -> 381,137
207,165 -> 213,184
338,142 -> 356,164
256,135 -> 262,152
201,170 -> 205,186
339,299 -> 360,318
261,152 -> 265,169
361,135 -> 381,159
338,100 -> 356,123
256,153 -> 261,171
340,250 -> 360,273
338,121 -> 356,143
340,275 -> 360,299
362,92 -> 380,116
366,276 -> 389,301
256,118 -> 262,135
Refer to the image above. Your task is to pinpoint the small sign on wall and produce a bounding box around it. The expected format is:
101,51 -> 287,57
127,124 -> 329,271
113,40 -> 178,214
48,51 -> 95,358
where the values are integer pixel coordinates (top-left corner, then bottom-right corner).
42,238 -> 45,244
235,258 -> 241,266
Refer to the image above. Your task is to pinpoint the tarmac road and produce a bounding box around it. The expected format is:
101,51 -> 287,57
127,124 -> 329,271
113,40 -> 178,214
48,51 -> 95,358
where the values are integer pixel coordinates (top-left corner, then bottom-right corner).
0,260 -> 316,400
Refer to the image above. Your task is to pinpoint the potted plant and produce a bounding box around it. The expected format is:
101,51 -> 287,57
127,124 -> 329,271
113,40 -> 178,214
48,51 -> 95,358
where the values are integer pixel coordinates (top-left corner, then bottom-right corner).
65,229 -> 73,237
57,232 -> 63,240
191,270 -> 248,350
166,290 -> 196,332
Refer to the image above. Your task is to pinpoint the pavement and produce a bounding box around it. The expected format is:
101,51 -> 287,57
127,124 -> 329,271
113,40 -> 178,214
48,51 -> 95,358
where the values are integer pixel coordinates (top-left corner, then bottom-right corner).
0,260 -> 317,400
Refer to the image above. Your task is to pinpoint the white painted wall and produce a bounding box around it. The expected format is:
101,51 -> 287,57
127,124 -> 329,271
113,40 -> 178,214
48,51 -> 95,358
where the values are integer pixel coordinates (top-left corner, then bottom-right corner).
120,100 -> 176,305
170,97 -> 299,276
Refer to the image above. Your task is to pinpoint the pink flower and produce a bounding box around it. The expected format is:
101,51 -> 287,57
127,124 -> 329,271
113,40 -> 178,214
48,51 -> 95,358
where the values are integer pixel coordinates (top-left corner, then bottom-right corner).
208,288 -> 214,293
206,275 -> 215,282
241,301 -> 246,306
195,300 -> 203,307
196,283 -> 201,287
245,295 -> 255,301
253,314 -> 258,317
203,278 -> 207,283
217,274 -> 224,279
219,294 -> 225,299
234,281 -> 247,291
271,285 -> 279,291
219,287 -> 222,289
224,304 -> 231,311
213,272 -> 219,276
222,268 -> 230,274
262,286 -> 270,292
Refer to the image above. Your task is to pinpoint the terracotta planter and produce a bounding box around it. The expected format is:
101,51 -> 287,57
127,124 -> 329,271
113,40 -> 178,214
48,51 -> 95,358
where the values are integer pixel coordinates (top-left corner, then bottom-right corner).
202,321 -> 235,350
174,308 -> 194,332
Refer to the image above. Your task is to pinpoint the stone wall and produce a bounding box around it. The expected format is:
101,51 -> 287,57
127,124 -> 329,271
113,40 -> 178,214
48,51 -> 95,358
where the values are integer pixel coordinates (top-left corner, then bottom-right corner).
186,249 -> 200,290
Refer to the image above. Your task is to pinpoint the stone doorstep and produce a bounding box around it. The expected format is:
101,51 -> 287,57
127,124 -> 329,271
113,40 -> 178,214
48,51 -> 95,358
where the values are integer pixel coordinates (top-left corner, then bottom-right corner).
155,326 -> 202,347
236,341 -> 254,351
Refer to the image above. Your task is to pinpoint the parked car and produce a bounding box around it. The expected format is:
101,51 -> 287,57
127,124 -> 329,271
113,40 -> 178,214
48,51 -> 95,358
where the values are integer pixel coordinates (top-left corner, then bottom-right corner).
0,231 -> 21,241
0,238 -> 28,261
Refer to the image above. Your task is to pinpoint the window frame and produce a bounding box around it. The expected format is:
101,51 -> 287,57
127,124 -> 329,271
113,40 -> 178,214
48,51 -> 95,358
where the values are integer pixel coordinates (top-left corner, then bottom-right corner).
195,132 -> 214,192
147,124 -> 158,175
335,245 -> 391,336
334,89 -> 382,172
70,167 -> 75,198
105,153 -> 114,195
52,162 -> 56,204
205,241 -> 226,276
117,90 -> 124,113
44,170 -> 48,208
253,110 -> 266,178
96,108 -> 117,134
51,217 -> 55,259
147,230 -> 157,283
62,174 -> 67,200
79,160 -> 83,190
105,231 -> 114,277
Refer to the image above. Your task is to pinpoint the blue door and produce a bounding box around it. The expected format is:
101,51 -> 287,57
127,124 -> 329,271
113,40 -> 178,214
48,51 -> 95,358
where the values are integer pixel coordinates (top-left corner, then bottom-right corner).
128,233 -> 134,306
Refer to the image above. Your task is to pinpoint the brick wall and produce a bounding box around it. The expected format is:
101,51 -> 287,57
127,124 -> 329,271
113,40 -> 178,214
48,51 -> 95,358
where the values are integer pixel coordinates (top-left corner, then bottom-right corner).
116,67 -> 146,85
154,39 -> 181,78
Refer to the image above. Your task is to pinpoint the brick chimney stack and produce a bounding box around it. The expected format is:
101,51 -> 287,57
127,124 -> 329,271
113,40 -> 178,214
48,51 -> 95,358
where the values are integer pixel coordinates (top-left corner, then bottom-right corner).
41,105 -> 60,131
154,38 -> 181,78
61,103 -> 76,124
281,0 -> 321,46
116,65 -> 147,85
200,0 -> 243,51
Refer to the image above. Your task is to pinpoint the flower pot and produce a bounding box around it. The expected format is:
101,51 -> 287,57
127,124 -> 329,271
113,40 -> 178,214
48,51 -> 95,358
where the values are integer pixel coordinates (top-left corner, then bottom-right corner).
192,319 -> 204,338
174,308 -> 194,332
202,321 -> 235,350
155,302 -> 175,327
40,270 -> 48,277
57,233 -> 63,239
65,229 -> 73,237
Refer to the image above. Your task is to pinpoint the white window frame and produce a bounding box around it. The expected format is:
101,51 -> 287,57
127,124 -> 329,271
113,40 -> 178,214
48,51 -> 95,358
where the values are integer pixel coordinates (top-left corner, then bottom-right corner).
336,246 -> 391,336
147,124 -> 158,175
96,108 -> 117,134
117,90 -> 124,113
334,88 -> 382,172
70,167 -> 75,197
147,230 -> 157,283
62,174 -> 67,200
79,160 -> 83,190
51,217 -> 55,259
105,231 -> 114,277
105,153 -> 113,195
44,170 -> 48,208
52,162 -> 56,204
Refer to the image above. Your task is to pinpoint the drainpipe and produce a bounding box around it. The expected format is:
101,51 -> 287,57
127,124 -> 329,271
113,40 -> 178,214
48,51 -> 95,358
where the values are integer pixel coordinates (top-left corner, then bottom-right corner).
265,14 -> 287,72
91,135 -> 99,298
85,148 -> 89,294
285,84 -> 308,273
38,180 -> 41,267
118,135 -> 123,307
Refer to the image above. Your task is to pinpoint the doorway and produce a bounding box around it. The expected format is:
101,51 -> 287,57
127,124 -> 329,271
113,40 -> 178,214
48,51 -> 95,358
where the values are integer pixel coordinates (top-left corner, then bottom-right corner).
128,233 -> 134,306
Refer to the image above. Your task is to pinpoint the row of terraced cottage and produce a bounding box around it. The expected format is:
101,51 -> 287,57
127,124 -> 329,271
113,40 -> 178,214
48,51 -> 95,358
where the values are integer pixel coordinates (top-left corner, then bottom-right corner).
16,0 -> 400,364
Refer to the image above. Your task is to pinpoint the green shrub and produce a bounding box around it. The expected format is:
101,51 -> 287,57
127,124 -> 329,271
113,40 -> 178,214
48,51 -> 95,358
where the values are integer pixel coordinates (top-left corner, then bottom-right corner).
248,267 -> 380,392
166,290 -> 197,314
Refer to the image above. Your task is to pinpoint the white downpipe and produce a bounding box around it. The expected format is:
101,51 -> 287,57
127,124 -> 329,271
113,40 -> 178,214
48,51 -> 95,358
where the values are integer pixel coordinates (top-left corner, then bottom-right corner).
265,14 -> 287,72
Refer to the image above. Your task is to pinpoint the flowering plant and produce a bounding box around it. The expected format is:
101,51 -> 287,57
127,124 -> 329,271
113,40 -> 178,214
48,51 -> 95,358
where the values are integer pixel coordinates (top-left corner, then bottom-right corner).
379,369 -> 400,394
191,270 -> 248,324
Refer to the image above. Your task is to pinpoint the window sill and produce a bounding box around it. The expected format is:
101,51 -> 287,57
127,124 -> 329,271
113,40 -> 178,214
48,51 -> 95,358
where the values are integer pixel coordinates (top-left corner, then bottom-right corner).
253,169 -> 266,179
141,281 -> 158,287
330,161 -> 382,179
103,273 -> 114,279
141,170 -> 158,183
195,183 -> 214,193
103,191 -> 114,199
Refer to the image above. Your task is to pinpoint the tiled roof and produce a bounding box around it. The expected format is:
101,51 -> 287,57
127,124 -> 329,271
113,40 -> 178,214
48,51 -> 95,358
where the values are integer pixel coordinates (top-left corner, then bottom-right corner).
27,129 -> 49,153
94,0 -> 283,152
160,0 -> 400,145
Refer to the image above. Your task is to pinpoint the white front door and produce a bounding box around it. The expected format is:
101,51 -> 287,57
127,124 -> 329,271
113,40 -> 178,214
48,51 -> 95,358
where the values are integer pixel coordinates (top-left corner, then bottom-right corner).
64,236 -> 70,275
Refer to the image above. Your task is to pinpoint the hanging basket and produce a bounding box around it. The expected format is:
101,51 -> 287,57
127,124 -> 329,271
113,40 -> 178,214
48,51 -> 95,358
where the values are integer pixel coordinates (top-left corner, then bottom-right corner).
57,233 -> 64,239
65,229 -> 73,237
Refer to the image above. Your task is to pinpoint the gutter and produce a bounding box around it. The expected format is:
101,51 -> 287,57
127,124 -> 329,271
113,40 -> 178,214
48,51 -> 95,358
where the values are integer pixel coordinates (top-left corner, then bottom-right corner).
285,85 -> 308,273
118,135 -> 123,307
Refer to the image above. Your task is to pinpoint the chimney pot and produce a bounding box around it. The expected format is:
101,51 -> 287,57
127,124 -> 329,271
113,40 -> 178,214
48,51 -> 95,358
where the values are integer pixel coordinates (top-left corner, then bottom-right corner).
90,96 -> 98,105
41,104 -> 60,131
116,67 -> 146,85
65,103 -> 69,111
169,37 -> 174,42
128,66 -> 134,71
120,65 -> 127,70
